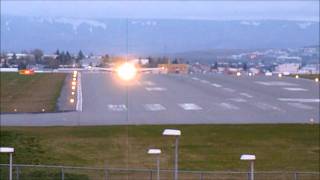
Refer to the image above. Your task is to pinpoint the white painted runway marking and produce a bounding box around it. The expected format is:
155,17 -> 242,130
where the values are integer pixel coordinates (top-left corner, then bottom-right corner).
283,87 -> 308,91
228,98 -> 247,103
200,80 -> 210,84
287,103 -> 314,110
76,73 -> 83,112
211,83 -> 222,88
179,103 -> 202,110
255,81 -> 298,86
240,93 -> 253,98
144,104 -> 166,111
145,87 -> 167,91
142,81 -> 156,86
219,103 -> 240,110
254,102 -> 283,111
278,98 -> 320,103
192,77 -> 200,81
108,104 -> 127,111
223,88 -> 236,93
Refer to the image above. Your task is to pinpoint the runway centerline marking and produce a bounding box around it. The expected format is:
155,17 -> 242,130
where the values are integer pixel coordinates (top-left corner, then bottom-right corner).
287,103 -> 314,110
254,102 -> 283,112
283,87 -> 308,91
278,98 -> 320,103
142,81 -> 156,86
192,77 -> 200,81
223,88 -> 236,93
200,80 -> 210,84
144,104 -> 166,111
239,92 -> 253,98
211,83 -> 222,88
145,87 -> 167,91
255,81 -> 298,86
219,103 -> 240,110
228,98 -> 247,103
179,103 -> 202,110
108,104 -> 127,111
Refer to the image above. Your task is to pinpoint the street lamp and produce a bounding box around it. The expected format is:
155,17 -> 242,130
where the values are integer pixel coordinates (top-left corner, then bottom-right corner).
240,154 -> 256,180
162,129 -> 181,180
148,149 -> 161,180
0,147 -> 15,180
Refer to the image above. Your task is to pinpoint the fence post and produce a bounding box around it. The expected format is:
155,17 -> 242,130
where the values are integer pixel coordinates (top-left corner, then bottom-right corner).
15,166 -> 19,180
104,169 -> 109,180
199,172 -> 203,180
61,167 -> 64,180
294,172 -> 298,180
150,170 -> 153,180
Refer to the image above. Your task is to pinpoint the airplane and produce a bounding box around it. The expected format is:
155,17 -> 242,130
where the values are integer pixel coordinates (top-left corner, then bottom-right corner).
57,62 -> 166,81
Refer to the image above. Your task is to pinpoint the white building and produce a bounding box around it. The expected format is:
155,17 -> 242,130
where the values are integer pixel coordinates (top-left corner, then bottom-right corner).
6,53 -> 31,60
131,58 -> 149,65
299,64 -> 320,74
43,54 -> 58,59
275,63 -> 300,74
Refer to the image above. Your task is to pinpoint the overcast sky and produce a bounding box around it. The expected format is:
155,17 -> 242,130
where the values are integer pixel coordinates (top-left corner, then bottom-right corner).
1,1 -> 319,21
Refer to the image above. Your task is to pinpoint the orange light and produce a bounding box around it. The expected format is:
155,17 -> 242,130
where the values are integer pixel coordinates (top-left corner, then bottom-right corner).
72,81 -> 76,86
19,69 -> 34,75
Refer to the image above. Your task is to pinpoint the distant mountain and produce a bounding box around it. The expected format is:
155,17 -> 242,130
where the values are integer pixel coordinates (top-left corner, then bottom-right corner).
1,15 -> 319,55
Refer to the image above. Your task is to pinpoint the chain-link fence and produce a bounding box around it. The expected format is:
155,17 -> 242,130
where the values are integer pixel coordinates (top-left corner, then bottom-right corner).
0,164 -> 319,180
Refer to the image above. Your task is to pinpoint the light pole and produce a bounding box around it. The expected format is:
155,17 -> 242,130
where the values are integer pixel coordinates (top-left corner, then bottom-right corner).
148,149 -> 161,180
240,154 -> 256,180
162,129 -> 181,180
0,147 -> 15,180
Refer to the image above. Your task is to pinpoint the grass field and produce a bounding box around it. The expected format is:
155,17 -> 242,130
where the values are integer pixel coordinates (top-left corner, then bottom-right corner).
0,124 -> 318,171
0,72 -> 66,113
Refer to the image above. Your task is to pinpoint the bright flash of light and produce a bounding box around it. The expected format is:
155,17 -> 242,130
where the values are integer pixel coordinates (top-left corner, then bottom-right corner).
71,91 -> 75,95
295,75 -> 299,79
72,86 -> 76,90
236,72 -> 241,76
70,98 -> 75,103
73,71 -> 77,75
72,81 -> 76,86
315,78 -> 319,82
73,78 -> 76,81
278,73 -> 282,78
116,62 -> 137,81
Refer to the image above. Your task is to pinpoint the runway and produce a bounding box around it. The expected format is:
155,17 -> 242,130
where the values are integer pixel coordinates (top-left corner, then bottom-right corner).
1,72 -> 319,126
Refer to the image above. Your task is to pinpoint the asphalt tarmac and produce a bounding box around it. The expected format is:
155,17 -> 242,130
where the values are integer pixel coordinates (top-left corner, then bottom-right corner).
1,72 -> 319,126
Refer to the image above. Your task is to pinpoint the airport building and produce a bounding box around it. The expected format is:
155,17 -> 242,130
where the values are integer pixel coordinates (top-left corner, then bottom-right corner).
275,63 -> 300,74
158,64 -> 189,74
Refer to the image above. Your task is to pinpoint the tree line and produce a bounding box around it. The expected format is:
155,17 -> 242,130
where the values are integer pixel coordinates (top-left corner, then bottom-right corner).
1,49 -> 85,69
